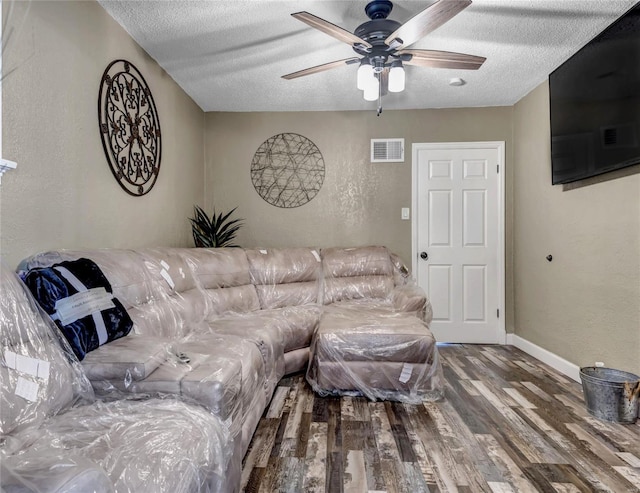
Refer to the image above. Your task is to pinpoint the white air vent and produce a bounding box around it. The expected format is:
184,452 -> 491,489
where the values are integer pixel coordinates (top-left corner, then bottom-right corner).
371,138 -> 404,163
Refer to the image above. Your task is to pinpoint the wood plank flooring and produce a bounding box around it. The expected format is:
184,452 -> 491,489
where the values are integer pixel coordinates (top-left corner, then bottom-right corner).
241,344 -> 640,492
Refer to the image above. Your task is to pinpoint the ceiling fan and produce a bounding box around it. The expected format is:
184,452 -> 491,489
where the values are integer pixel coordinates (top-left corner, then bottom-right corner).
282,0 -> 486,114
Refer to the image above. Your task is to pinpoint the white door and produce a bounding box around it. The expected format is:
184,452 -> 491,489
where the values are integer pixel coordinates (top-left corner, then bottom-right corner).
412,142 -> 505,343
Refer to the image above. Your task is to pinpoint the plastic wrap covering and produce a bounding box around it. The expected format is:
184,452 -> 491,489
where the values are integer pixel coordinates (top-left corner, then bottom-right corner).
258,305 -> 320,352
18,250 -> 158,312
284,347 -> 310,375
0,266 -> 93,436
322,246 -> 394,278
137,247 -> 210,336
3,398 -> 233,493
1,454 -> 114,492
246,248 -> 322,309
90,337 -> 242,434
389,284 -> 432,321
177,331 -> 272,457
80,335 -> 171,382
324,276 -> 395,304
180,247 -> 261,317
1,264 -> 235,493
389,251 -> 411,285
307,304 -> 444,403
17,249 -> 186,339
208,314 -> 286,400
321,246 -> 396,303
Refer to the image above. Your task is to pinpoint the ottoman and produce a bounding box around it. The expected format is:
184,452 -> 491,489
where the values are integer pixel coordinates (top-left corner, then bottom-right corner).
306,304 -> 444,403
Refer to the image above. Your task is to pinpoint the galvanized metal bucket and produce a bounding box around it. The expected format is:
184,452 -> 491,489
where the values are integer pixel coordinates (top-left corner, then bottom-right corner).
579,367 -> 640,424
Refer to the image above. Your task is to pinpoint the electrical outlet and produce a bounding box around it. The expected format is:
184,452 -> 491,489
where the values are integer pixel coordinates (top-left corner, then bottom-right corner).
595,361 -> 605,367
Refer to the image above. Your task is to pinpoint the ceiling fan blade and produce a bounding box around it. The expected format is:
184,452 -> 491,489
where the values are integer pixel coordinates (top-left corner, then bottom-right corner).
385,0 -> 472,49
399,49 -> 485,70
292,12 -> 372,49
282,57 -> 360,80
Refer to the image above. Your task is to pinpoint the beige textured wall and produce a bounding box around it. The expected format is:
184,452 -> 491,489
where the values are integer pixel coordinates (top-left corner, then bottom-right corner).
1,1 -> 204,269
205,108 -> 515,331
513,82 -> 640,375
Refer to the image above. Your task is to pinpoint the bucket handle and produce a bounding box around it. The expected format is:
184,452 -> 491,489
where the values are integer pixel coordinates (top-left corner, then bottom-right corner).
624,380 -> 640,402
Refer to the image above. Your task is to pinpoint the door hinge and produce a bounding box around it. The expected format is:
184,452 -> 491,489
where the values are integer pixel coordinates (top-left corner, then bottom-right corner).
497,308 -> 500,318
496,164 -> 500,173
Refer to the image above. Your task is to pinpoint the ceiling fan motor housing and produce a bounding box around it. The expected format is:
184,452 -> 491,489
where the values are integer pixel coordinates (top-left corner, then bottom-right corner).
354,19 -> 402,58
354,0 -> 403,66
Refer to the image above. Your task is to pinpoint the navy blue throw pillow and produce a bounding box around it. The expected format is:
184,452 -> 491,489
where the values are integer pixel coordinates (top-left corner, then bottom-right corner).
23,258 -> 133,361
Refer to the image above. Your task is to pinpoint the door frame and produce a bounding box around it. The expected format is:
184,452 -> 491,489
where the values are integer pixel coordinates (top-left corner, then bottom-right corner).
411,141 -> 506,344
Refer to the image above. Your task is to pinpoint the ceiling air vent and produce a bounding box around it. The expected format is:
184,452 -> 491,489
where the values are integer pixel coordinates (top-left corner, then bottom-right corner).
371,138 -> 404,163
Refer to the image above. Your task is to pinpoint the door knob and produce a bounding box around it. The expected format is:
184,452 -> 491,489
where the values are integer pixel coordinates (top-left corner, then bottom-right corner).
420,251 -> 429,260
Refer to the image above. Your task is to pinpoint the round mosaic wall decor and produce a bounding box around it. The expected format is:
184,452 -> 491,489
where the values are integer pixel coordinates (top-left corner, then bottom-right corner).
98,60 -> 161,196
251,133 -> 325,208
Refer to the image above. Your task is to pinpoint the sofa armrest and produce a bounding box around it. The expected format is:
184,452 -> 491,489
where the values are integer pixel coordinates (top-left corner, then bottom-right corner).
1,454 -> 113,493
389,285 -> 433,324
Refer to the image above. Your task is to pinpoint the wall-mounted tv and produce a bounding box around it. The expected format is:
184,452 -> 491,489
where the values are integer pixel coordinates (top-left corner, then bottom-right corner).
549,3 -> 640,185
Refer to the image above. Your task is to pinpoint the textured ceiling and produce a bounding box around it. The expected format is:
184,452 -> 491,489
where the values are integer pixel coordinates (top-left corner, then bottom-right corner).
98,0 -> 637,112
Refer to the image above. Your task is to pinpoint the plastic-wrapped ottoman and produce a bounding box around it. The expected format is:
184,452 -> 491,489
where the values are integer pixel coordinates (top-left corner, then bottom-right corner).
306,304 -> 444,403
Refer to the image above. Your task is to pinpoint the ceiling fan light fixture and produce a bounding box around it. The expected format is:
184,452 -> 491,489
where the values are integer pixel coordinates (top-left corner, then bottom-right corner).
357,60 -> 374,90
363,76 -> 379,101
388,61 -> 405,93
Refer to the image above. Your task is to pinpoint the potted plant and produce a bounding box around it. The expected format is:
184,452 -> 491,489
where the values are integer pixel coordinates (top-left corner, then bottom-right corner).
189,205 -> 243,248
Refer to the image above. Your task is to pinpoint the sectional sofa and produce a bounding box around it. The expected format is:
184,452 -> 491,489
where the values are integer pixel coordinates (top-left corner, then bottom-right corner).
0,266 -> 232,492
4,245 -> 443,492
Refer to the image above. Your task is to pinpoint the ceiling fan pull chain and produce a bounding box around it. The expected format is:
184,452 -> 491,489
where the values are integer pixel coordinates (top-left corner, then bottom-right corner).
377,74 -> 383,116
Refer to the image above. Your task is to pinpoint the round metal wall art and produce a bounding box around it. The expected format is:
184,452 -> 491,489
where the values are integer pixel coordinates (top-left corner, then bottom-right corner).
98,59 -> 161,196
251,133 -> 325,208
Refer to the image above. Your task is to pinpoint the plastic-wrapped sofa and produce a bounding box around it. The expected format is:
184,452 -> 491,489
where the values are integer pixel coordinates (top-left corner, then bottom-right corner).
0,265 -> 232,493
17,245 -> 443,491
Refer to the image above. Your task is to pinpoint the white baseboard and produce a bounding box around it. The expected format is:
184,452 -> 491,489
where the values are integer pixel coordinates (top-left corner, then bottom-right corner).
506,334 -> 581,382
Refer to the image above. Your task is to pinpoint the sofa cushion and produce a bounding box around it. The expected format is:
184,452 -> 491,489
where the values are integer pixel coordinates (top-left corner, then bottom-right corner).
81,335 -> 171,382
323,275 -> 394,304
256,281 -> 318,309
139,248 -> 198,295
181,247 -> 252,288
246,248 -> 321,285
205,284 -> 261,317
262,305 -> 321,352
23,259 -> 133,360
321,246 -> 393,278
314,306 -> 436,363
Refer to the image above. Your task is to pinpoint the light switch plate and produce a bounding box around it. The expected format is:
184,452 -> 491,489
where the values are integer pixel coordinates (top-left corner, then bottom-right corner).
401,207 -> 410,220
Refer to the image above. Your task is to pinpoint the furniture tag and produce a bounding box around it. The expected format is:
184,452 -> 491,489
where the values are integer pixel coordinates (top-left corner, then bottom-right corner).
399,363 -> 413,383
54,287 -> 115,325
15,376 -> 39,402
160,260 -> 170,270
259,249 -> 268,255
3,349 -> 17,369
37,361 -> 50,381
160,269 -> 175,289
311,250 -> 321,262
15,354 -> 39,377
4,351 -> 51,381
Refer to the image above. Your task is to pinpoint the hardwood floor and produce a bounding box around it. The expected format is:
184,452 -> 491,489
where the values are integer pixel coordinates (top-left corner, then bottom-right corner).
241,344 -> 640,492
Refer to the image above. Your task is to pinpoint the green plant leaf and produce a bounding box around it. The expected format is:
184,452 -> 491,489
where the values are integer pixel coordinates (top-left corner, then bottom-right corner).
189,205 -> 243,248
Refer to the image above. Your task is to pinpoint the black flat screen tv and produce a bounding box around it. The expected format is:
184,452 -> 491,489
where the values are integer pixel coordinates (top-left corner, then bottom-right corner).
549,3 -> 640,185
